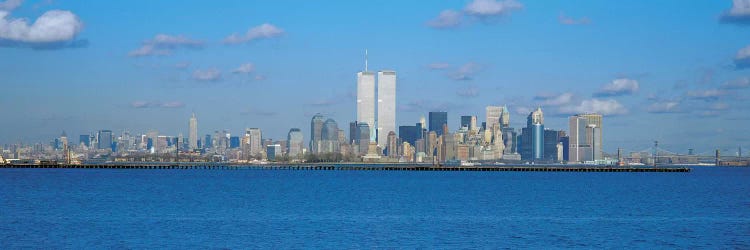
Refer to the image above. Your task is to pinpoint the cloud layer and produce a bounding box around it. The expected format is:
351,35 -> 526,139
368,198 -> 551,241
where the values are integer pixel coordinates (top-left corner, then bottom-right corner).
464,0 -> 523,17
594,78 -> 639,97
129,34 -> 204,57
130,101 -> 185,109
427,10 -> 462,28
223,23 -> 284,44
192,68 -> 221,82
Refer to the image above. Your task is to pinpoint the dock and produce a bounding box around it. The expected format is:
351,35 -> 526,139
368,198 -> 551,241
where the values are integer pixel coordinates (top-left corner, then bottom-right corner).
0,163 -> 691,172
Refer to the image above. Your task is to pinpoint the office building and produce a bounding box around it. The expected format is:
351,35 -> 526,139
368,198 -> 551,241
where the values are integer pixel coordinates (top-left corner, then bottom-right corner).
287,128 -> 304,158
310,113 -> 325,154
189,113 -> 198,150
569,113 -> 603,162
486,106 -> 502,130
377,70 -> 396,147
98,130 -> 113,151
429,111 -> 448,136
357,69 -> 376,143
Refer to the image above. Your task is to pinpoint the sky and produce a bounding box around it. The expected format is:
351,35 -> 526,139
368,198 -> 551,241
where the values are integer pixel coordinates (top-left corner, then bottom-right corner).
1,0 -> 749,155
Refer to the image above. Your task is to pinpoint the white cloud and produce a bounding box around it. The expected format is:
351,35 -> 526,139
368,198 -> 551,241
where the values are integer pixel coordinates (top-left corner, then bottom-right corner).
686,89 -> 725,100
449,62 -> 481,80
595,78 -> 639,97
720,0 -> 750,24
129,34 -> 203,57
160,101 -> 184,108
558,13 -> 591,25
427,62 -> 451,70
0,0 -> 22,11
464,0 -> 523,17
192,68 -> 221,82
223,23 -> 284,44
558,99 -> 628,116
735,45 -> 750,69
232,63 -> 255,74
710,102 -> 730,111
0,9 -> 83,44
427,9 -> 462,28
130,100 -> 151,109
721,76 -> 749,89
647,101 -> 681,113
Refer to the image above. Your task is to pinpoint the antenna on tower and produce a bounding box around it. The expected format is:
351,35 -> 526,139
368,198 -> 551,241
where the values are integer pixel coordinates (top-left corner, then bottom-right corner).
365,49 -> 368,72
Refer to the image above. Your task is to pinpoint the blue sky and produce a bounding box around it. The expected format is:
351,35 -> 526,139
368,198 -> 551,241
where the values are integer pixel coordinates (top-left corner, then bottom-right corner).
1,0 -> 749,154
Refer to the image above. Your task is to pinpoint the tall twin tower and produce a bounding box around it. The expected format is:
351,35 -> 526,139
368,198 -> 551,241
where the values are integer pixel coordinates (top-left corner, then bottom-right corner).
356,50 -> 396,147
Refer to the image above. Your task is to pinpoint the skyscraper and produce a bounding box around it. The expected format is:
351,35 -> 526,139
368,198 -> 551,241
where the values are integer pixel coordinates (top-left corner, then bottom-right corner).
569,113 -> 603,162
98,130 -> 113,151
322,118 -> 340,153
246,128 -> 262,156
357,122 -> 370,155
357,68 -> 376,143
500,105 -> 510,128
520,108 -> 544,160
428,111 -> 448,136
189,113 -> 198,150
486,106 -> 502,130
377,70 -> 396,147
287,128 -> 304,158
310,113 -> 325,153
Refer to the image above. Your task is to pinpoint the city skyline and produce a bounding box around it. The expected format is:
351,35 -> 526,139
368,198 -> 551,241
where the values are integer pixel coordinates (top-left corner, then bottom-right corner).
2,0 -> 750,153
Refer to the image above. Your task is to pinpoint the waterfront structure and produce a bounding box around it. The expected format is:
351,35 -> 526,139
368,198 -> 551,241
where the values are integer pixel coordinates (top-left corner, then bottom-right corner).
377,70 -> 396,147
266,144 -> 281,161
189,113 -> 198,150
310,113 -> 325,154
569,113 -> 603,162
429,112 -> 448,136
287,128 -> 303,158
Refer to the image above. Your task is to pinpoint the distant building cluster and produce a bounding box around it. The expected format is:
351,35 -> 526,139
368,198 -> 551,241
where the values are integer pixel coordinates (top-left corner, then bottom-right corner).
0,53 -> 624,165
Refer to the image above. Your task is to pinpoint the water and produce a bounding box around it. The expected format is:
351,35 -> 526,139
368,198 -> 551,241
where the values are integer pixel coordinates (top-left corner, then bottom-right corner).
1,167 -> 749,248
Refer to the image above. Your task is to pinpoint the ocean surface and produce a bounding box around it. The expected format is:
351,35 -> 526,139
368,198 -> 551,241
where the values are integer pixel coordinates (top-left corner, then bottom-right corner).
1,167 -> 749,248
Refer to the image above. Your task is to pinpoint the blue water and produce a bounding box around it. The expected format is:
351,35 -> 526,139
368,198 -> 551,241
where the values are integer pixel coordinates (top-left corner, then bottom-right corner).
1,167 -> 749,248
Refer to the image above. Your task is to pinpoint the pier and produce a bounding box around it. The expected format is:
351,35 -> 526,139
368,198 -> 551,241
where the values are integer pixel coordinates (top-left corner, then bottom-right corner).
0,163 -> 691,172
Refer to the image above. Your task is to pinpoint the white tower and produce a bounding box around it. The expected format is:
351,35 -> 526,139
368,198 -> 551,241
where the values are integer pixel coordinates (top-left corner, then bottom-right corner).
357,50 -> 376,142
377,70 -> 396,147
189,113 -> 198,150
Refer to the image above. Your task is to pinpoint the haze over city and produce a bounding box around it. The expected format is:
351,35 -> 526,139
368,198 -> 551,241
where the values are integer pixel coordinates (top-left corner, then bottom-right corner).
2,0 -> 750,154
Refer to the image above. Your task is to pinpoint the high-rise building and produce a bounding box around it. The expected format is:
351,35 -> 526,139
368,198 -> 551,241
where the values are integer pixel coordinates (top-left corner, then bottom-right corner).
460,116 -> 473,129
399,123 -> 422,146
543,129 -> 566,161
428,111 -> 448,136
79,135 -> 90,147
98,130 -> 113,151
189,113 -> 198,150
520,108 -> 544,160
500,106 -> 510,128
486,106 -> 502,130
204,134 -> 212,149
287,128 -> 304,158
357,122 -> 370,155
229,136 -> 240,149
377,70 -> 396,147
357,70 -> 376,142
246,128 -> 262,156
266,144 -> 281,161
310,113 -> 325,153
569,113 -> 603,162
322,118 -> 340,153
386,131 -> 398,157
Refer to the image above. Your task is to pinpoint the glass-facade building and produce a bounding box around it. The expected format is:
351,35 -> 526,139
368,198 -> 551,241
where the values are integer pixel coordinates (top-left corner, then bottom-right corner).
428,112 -> 448,136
